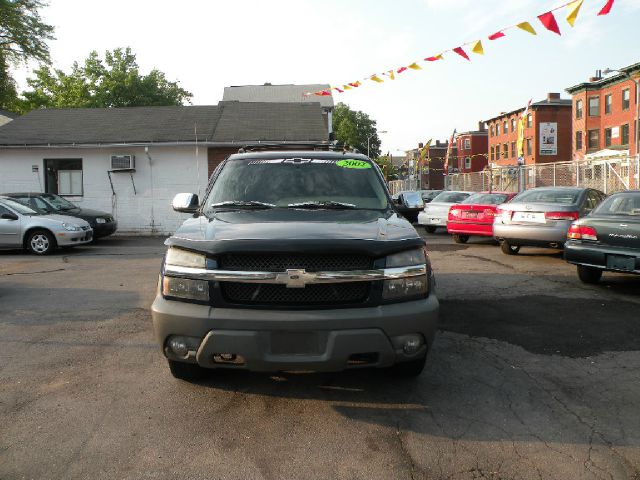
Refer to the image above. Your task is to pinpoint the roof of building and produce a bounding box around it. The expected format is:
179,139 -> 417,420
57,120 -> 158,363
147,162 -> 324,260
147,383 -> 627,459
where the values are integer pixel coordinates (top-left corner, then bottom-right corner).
0,110 -> 18,119
0,101 -> 328,146
565,62 -> 640,94
456,130 -> 488,136
484,97 -> 572,123
223,84 -> 334,109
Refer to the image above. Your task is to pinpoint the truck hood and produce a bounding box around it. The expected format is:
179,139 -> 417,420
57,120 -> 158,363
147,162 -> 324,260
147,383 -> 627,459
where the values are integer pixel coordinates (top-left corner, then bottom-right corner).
166,209 -> 425,257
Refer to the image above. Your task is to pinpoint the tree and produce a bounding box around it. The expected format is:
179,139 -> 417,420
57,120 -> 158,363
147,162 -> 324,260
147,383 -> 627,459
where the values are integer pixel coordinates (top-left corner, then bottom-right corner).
20,47 -> 192,111
332,102 -> 381,158
0,0 -> 54,110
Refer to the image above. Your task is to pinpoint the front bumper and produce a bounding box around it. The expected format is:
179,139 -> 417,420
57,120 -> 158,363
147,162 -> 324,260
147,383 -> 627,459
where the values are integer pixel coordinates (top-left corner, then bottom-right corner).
565,241 -> 640,274
151,294 -> 439,372
92,221 -> 118,238
56,229 -> 93,246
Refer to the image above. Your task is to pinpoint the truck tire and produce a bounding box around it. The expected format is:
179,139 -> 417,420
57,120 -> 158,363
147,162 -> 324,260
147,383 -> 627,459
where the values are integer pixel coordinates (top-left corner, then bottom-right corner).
577,265 -> 602,284
168,360 -> 209,381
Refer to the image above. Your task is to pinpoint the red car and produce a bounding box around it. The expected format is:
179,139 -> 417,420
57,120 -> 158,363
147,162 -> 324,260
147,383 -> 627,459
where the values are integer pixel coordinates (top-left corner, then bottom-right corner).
447,192 -> 517,243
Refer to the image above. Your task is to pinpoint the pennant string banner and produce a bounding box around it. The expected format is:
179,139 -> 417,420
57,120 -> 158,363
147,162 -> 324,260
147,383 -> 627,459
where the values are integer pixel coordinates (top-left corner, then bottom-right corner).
304,0 -> 616,97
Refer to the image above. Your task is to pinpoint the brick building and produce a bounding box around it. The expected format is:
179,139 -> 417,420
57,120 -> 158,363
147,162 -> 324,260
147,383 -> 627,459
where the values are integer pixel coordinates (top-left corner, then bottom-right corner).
565,62 -> 640,160
454,122 -> 488,173
406,140 -> 454,190
485,93 -> 572,167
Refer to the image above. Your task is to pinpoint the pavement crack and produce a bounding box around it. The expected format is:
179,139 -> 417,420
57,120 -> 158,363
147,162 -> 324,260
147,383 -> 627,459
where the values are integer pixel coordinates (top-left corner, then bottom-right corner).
1,268 -> 66,276
395,420 -> 426,480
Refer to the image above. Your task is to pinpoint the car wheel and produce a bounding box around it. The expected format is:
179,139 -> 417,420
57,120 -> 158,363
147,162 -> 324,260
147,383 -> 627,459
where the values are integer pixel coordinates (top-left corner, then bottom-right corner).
167,360 -> 209,381
500,240 -> 520,255
390,356 -> 427,378
577,265 -> 602,284
452,234 -> 469,244
425,226 -> 437,233
26,229 -> 56,255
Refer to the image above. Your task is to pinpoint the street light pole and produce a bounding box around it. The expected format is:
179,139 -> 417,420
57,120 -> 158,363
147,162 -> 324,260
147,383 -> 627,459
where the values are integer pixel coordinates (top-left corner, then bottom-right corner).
367,130 -> 387,158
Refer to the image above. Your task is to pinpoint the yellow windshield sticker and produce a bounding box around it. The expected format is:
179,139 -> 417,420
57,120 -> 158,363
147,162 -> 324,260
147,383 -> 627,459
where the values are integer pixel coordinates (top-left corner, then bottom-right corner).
336,159 -> 371,169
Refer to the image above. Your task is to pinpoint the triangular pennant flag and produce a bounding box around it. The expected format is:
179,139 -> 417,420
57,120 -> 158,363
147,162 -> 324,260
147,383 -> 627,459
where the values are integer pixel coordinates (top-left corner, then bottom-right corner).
370,74 -> 384,83
517,21 -> 537,35
343,84 -> 352,90
453,47 -> 470,61
348,81 -> 361,88
566,0 -> 583,26
471,40 -> 484,55
397,66 -> 408,74
598,0 -> 614,15
488,31 -> 505,40
388,70 -> 396,80
424,54 -> 443,62
408,62 -> 422,70
333,86 -> 344,93
315,90 -> 332,96
538,11 -> 561,35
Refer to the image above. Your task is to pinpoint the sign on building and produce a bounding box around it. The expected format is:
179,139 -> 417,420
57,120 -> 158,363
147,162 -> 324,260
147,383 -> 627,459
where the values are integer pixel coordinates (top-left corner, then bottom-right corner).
539,122 -> 557,155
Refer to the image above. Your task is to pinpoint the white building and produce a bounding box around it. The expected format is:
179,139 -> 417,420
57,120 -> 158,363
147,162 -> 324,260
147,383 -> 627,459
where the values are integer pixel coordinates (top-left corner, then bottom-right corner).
0,102 -> 329,234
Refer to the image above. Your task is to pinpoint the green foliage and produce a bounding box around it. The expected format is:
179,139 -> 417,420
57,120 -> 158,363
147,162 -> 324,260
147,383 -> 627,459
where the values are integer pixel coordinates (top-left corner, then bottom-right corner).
19,47 -> 193,111
375,155 -> 399,180
0,0 -> 54,110
332,102 -> 381,158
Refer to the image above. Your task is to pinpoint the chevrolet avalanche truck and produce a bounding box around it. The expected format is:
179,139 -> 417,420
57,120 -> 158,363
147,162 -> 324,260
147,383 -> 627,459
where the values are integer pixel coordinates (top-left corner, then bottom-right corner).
151,148 -> 439,381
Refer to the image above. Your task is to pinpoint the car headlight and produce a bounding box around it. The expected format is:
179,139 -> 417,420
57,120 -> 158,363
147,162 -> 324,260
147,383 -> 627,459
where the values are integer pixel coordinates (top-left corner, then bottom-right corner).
162,247 -> 209,302
96,218 -> 107,224
383,248 -> 430,300
61,222 -> 81,231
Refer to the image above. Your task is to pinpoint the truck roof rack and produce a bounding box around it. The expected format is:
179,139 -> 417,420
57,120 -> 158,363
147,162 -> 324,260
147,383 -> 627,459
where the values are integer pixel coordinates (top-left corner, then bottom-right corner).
237,142 -> 350,153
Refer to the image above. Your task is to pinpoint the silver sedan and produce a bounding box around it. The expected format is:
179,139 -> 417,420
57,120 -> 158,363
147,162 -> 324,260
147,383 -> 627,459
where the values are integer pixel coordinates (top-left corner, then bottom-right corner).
0,197 -> 93,254
493,187 -> 606,255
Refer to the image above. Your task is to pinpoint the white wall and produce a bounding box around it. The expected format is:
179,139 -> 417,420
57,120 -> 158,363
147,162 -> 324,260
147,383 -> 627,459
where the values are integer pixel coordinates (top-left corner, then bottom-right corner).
0,145 -> 210,235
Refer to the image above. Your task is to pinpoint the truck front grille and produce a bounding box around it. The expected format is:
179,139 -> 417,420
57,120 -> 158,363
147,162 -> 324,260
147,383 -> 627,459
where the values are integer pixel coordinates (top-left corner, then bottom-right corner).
220,282 -> 371,306
218,253 -> 374,272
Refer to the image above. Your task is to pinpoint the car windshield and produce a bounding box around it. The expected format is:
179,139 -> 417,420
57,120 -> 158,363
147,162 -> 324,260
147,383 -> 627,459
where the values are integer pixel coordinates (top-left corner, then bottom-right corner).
0,198 -> 40,215
593,193 -> 640,216
513,189 -> 581,205
204,158 -> 389,215
431,191 -> 470,203
41,193 -> 78,211
463,193 -> 509,205
402,192 -> 423,204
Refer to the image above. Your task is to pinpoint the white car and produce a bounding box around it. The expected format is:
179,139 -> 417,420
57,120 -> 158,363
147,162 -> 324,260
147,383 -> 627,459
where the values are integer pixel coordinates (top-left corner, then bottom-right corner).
0,197 -> 93,254
418,191 -> 473,233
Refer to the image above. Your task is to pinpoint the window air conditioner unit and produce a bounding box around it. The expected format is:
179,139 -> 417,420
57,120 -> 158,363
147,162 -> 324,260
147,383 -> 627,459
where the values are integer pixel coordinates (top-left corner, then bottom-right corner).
111,154 -> 135,171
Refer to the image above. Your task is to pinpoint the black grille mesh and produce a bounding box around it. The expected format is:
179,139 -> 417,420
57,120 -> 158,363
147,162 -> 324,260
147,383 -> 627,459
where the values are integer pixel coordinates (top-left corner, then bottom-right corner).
218,253 -> 373,272
221,282 -> 370,305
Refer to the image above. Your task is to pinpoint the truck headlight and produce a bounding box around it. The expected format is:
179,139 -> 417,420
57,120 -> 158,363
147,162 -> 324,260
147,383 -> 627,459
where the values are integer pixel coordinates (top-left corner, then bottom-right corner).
61,222 -> 81,231
383,248 -> 430,300
162,276 -> 209,302
165,247 -> 206,268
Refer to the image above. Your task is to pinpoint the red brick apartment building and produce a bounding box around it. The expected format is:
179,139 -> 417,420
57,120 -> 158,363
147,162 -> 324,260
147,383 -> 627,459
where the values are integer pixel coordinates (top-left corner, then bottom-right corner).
485,93 -> 572,167
565,62 -> 639,160
455,122 -> 489,173
407,140 -> 454,190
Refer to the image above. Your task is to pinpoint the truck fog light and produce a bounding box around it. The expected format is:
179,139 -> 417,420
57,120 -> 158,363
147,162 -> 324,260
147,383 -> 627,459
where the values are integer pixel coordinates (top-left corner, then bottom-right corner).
168,336 -> 189,357
403,335 -> 424,354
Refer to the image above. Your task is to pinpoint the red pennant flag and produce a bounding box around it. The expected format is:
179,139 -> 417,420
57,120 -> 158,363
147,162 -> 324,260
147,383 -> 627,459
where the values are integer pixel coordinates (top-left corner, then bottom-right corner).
424,54 -> 443,62
598,0 -> 614,15
453,47 -> 470,61
315,90 -> 332,96
333,87 -> 344,93
397,66 -> 408,74
488,31 -> 505,40
538,11 -> 561,35
348,81 -> 361,88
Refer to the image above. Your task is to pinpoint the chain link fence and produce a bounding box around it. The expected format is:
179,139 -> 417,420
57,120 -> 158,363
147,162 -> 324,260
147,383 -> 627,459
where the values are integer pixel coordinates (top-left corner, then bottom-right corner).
388,178 -> 418,195
448,156 -> 639,194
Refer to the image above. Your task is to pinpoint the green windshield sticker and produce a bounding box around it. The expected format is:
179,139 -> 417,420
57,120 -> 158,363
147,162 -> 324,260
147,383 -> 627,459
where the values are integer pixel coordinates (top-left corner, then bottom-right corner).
336,159 -> 371,169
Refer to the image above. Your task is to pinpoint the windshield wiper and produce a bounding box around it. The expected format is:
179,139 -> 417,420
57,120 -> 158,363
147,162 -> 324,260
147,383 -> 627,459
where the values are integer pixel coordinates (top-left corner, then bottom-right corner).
287,201 -> 357,210
209,200 -> 276,209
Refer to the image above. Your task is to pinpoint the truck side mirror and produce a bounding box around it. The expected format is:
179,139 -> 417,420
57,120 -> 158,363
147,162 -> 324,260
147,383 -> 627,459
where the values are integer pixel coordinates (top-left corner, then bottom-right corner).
172,193 -> 199,213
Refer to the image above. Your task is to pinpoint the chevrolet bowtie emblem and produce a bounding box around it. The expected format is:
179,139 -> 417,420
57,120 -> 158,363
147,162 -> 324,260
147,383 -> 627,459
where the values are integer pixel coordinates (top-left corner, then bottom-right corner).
275,269 -> 313,288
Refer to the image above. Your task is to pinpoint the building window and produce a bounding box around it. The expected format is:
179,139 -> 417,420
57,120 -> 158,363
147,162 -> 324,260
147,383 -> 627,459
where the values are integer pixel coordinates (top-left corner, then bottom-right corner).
464,138 -> 471,149
526,138 -> 532,156
526,113 -> 532,128
511,118 -> 516,132
465,157 -> 471,169
622,89 -> 630,110
621,124 -> 629,146
576,99 -> 583,119
503,121 -> 508,134
588,129 -> 599,150
496,144 -> 500,159
496,123 -> 501,135
576,131 -> 583,150
511,141 -> 516,158
503,143 -> 508,158
605,94 -> 612,114
588,96 -> 600,116
44,159 -> 83,196
604,128 -> 612,147
490,146 -> 494,161
490,125 -> 494,136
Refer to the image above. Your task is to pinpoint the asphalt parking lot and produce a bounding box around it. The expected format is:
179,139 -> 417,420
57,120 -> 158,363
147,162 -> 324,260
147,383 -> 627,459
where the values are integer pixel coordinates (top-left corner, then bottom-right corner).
1,233 -> 639,480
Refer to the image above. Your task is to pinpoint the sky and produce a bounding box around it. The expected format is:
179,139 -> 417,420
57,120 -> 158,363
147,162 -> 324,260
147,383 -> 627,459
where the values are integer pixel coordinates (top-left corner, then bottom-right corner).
12,0 -> 640,156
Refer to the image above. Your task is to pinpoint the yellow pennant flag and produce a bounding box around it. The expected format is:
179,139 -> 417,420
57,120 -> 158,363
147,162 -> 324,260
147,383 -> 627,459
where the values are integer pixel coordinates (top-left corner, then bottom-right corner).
516,21 -> 537,35
471,40 -> 484,55
343,84 -> 352,90
370,74 -> 384,83
408,62 -> 422,70
388,69 -> 396,80
566,0 -> 583,26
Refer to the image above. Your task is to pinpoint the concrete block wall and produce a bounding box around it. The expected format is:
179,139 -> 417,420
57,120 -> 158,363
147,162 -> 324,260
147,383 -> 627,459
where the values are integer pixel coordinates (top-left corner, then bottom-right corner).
0,145 -> 209,235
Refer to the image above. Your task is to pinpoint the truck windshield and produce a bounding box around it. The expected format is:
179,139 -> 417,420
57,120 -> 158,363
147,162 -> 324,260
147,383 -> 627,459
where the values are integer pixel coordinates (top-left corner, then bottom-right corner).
204,158 -> 389,214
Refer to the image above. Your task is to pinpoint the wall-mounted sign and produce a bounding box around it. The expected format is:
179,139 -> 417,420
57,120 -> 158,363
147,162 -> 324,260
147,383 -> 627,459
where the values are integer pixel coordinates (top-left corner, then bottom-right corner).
32,165 -> 39,172
539,122 -> 557,156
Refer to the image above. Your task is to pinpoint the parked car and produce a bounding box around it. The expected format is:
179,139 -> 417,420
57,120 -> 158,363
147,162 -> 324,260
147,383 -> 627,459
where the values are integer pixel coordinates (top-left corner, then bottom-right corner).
447,192 -> 517,243
152,149 -> 439,381
3,192 -> 117,238
565,190 -> 640,283
394,191 -> 424,223
493,187 -> 606,255
419,190 -> 443,204
418,190 -> 473,233
0,196 -> 93,254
